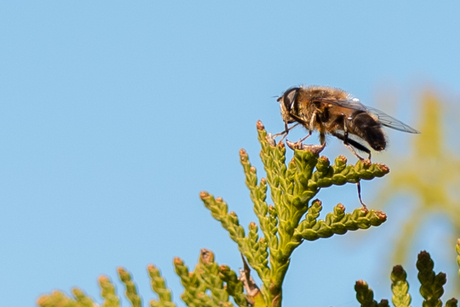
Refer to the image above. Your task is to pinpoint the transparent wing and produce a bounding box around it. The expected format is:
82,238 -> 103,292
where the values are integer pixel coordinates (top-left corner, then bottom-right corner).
364,106 -> 420,134
320,97 -> 420,134
320,97 -> 367,111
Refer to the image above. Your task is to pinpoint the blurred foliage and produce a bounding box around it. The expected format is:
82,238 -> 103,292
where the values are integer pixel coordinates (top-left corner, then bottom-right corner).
355,241 -> 460,307
373,91 -> 460,290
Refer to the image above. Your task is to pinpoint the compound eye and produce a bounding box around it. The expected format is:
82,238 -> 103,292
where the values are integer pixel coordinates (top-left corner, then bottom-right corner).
283,88 -> 299,111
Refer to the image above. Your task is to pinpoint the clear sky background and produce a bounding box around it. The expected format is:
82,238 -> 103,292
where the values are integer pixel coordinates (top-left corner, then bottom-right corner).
1,1 -> 460,306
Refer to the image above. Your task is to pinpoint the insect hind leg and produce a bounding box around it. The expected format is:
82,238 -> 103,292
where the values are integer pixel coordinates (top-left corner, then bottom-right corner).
356,181 -> 367,211
331,131 -> 372,161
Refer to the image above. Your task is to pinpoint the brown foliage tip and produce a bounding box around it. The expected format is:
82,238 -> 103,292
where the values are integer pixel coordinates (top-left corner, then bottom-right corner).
199,191 -> 209,200
147,264 -> 155,273
173,257 -> 183,266
200,249 -> 214,264
377,164 -> 389,173
391,265 -> 406,280
355,279 -> 367,290
376,211 -> 387,221
286,141 -> 326,154
256,120 -> 264,130
98,276 -> 110,283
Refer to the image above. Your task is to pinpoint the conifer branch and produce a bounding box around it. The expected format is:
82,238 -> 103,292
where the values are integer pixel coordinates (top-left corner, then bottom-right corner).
201,121 -> 388,306
148,264 -> 176,307
37,120 -> 392,307
356,250 -> 458,307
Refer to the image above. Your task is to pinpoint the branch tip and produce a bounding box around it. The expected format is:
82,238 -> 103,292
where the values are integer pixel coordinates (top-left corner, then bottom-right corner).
200,248 -> 214,264
355,279 -> 367,290
377,163 -> 390,174
147,264 -> 155,272
286,140 -> 326,155
312,199 -> 322,206
256,120 -> 264,130
362,159 -> 372,168
199,191 -> 209,199
98,275 -> 109,283
278,141 -> 285,149
337,155 -> 347,162
391,265 -> 407,282
376,210 -> 387,221
173,257 -> 183,266
417,250 -> 431,264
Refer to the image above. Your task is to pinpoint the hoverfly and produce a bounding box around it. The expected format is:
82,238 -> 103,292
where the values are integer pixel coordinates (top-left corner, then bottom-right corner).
276,86 -> 420,160
275,85 -> 420,210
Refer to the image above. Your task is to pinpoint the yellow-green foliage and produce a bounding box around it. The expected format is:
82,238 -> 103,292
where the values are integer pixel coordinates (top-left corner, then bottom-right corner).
200,121 -> 388,306
355,245 -> 460,307
38,121 -> 390,307
373,92 -> 460,292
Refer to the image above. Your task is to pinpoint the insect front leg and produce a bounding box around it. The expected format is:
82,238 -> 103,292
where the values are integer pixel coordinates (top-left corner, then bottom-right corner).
273,122 -> 300,142
299,110 -> 317,143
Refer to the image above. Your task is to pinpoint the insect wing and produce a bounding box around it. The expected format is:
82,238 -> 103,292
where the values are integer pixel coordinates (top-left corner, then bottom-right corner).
319,97 -> 367,111
320,97 -> 420,134
365,106 -> 421,134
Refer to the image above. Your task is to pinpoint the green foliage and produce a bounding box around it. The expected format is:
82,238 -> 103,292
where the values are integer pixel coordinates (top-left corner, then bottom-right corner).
200,121 -> 388,306
148,264 -> 175,307
355,250 -> 459,307
173,249 -> 249,307
391,265 -> 411,307
37,120 -> 460,307
38,121 -> 390,307
355,280 -> 390,307
118,267 -> 142,307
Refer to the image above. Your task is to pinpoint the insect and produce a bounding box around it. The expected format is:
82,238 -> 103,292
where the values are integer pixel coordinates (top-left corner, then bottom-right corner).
275,86 -> 420,160
275,86 -> 420,210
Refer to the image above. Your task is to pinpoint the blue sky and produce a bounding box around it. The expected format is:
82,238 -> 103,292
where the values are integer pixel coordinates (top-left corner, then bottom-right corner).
1,1 -> 459,306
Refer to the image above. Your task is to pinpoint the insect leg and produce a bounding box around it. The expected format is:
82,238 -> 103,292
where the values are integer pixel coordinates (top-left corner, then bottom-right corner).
331,131 -> 372,161
299,129 -> 312,142
274,111 -> 310,142
299,110 -> 317,142
273,122 -> 300,142
319,132 -> 326,145
356,181 -> 367,210
343,133 -> 367,160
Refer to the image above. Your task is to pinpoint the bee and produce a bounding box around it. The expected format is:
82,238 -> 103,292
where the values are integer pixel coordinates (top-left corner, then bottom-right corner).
276,86 -> 420,160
